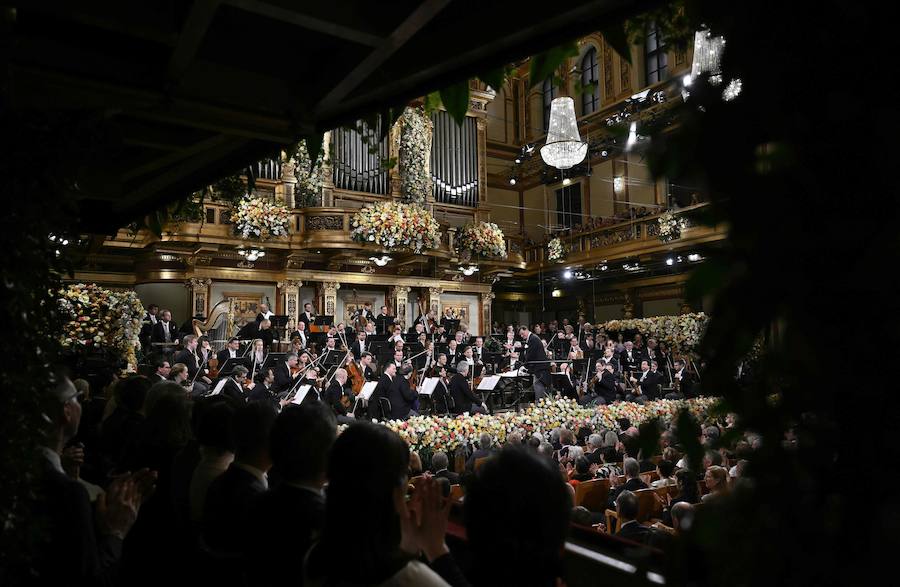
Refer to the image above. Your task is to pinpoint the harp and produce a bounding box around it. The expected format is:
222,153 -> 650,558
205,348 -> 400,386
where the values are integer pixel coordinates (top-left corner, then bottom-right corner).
192,299 -> 234,351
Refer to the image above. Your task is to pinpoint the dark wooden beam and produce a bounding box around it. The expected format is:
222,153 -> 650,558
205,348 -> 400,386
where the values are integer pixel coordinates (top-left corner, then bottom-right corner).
314,0 -> 451,115
122,134 -> 230,181
223,0 -> 384,47
167,0 -> 223,84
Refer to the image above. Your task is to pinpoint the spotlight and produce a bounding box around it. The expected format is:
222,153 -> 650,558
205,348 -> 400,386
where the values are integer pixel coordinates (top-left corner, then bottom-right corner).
688,253 -> 702,262
666,258 -> 674,266
626,122 -> 638,151
562,178 -> 571,186
524,143 -> 535,154
677,256 -> 684,263
599,264 -> 608,271
600,150 -> 609,157
613,176 -> 625,193
514,156 -> 523,164
563,270 -> 573,279
682,74 -> 693,87
509,177 -> 517,186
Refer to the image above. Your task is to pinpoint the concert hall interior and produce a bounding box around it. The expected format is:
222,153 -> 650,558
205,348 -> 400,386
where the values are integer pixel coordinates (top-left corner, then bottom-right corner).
1,2 -> 890,586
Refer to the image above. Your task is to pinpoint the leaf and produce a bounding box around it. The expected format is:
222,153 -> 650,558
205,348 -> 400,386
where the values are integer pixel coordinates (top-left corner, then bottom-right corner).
424,91 -> 443,115
529,42 -> 578,88
674,409 -> 704,472
602,23 -> 632,64
477,66 -> 507,92
439,80 -> 470,126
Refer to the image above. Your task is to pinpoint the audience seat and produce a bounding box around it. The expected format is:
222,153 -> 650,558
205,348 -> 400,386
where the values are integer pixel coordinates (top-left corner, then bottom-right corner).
574,478 -> 610,512
449,484 -> 464,503
474,457 -> 490,472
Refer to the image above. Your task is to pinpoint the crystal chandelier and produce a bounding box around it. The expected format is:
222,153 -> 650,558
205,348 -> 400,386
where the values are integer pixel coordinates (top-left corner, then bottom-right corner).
691,29 -> 726,84
540,97 -> 587,170
237,247 -> 266,262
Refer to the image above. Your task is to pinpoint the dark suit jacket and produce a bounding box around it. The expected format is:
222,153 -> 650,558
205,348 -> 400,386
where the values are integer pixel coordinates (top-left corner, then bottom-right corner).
298,311 -> 315,327
387,374 -> 417,420
218,378 -> 246,402
248,382 -> 278,407
216,348 -> 240,365
675,370 -> 695,397
608,478 -> 649,509
324,380 -> 347,416
173,349 -> 200,378
434,469 -> 460,484
449,373 -> 480,415
367,374 -> 395,419
33,456 -> 123,585
620,349 -> 640,374
638,371 -> 665,400
617,520 -> 652,544
272,362 -> 294,394
202,463 -> 268,554
350,340 -> 368,361
595,370 -> 619,404
151,320 -> 177,344
245,484 -> 325,587
466,448 -> 493,470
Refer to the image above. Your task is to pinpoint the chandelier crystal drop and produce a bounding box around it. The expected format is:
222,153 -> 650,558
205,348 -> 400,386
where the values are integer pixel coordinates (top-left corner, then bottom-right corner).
691,29 -> 726,78
540,97 -> 587,170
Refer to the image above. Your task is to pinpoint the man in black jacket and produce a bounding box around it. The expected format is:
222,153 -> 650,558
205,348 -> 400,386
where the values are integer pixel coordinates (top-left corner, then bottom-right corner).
367,362 -> 397,420
374,305 -> 395,335
583,360 -> 618,406
202,402 -> 277,554
607,458 -> 648,510
298,302 -> 316,327
449,362 -> 487,415
245,402 -> 336,586
666,359 -> 695,399
518,325 -> 550,400
614,490 -> 652,544
631,360 -> 665,401
210,365 -> 248,402
323,368 -> 354,423
387,363 -> 418,420
272,352 -> 299,394
151,309 -> 176,344
350,330 -> 368,361
174,334 -> 210,395
216,337 -> 241,365
430,451 -> 459,484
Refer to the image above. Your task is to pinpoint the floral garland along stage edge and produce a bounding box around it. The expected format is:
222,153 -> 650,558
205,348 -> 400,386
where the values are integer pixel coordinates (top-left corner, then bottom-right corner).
454,221 -> 507,260
350,200 -> 441,253
343,397 -> 718,455
398,106 -> 432,205
657,210 -> 686,243
58,283 -> 144,368
548,237 -> 565,262
233,195 -> 291,240
601,312 -> 710,353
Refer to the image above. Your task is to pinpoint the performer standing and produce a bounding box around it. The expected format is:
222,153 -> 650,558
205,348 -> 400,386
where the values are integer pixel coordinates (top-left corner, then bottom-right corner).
519,325 -> 551,400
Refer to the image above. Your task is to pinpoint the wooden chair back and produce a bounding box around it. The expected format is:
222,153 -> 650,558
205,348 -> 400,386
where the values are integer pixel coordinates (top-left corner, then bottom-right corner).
449,484 -> 464,502
573,478 -> 610,512
474,456 -> 490,472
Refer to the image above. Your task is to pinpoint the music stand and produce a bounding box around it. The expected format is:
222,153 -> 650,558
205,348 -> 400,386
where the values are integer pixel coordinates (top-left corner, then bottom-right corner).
218,357 -> 252,377
442,319 -> 460,334
314,315 -> 334,327
552,373 -> 578,400
261,353 -> 286,374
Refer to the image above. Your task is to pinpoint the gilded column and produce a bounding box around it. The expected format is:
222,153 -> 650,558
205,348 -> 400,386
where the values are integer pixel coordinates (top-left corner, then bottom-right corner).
277,279 -> 303,324
427,286 -> 443,319
184,277 -> 212,318
476,115 -> 488,205
481,291 -> 495,336
321,130 -> 334,207
392,285 -> 411,330
281,154 -> 297,208
322,281 -> 341,318
389,117 -> 402,197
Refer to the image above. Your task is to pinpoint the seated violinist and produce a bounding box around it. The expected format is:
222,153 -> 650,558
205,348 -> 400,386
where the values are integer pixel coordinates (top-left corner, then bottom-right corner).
273,352 -> 300,394
360,352 -> 378,381
324,368 -> 354,423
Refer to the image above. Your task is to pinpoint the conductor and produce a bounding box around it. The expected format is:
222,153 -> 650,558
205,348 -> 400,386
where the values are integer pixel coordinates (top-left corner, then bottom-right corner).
519,325 -> 551,400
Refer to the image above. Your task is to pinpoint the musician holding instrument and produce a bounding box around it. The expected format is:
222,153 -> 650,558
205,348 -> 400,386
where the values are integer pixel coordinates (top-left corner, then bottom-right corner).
350,331 -> 368,361
387,360 -> 418,420
289,320 -> 308,349
323,368 -> 354,423
174,335 -> 210,395
209,365 -> 248,401
359,352 -> 378,381
217,337 -> 241,364
299,303 -> 316,327
375,306 -> 396,335
449,362 -> 487,415
273,352 -> 301,394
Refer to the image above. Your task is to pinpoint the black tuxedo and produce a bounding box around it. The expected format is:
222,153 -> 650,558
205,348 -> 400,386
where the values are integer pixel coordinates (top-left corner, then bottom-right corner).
524,333 -> 550,386
617,520 -> 652,544
363,364 -> 378,381
149,372 -> 168,384
151,320 -> 177,344
554,373 -> 578,400
217,377 -> 246,401
387,374 -> 418,420
298,311 -> 315,327
350,340 -> 368,361
595,370 -> 619,404
248,382 -> 278,407
272,362 -> 295,394
374,313 -> 395,334
620,349 -> 640,374
174,349 -> 201,378
217,348 -> 240,365
289,329 -> 308,348
240,321 -> 275,347
674,369 -> 695,398
201,463 -> 268,554
367,374 -> 395,420
449,373 -> 480,415
637,370 -> 665,400
255,311 -> 274,323
324,380 -> 347,416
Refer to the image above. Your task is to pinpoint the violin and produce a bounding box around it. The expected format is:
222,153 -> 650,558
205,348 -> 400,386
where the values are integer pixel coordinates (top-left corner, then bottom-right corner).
207,355 -> 219,379
346,359 -> 365,396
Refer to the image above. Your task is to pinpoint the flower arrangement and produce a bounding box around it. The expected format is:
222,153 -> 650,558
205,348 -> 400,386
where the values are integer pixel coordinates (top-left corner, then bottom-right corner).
350,200 -> 441,253
292,139 -> 324,208
57,283 -> 144,368
547,237 -> 565,262
374,397 -> 717,455
398,106 -> 433,204
601,312 -> 710,352
233,195 -> 291,240
657,210 -> 686,242
454,221 -> 507,260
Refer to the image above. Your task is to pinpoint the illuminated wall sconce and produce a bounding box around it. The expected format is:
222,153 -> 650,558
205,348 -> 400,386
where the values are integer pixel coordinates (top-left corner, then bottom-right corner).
613,176 -> 625,193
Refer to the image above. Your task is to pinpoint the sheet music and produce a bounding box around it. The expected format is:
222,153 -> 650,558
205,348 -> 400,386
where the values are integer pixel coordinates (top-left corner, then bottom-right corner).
291,385 -> 312,405
209,378 -> 228,396
359,381 -> 378,400
418,377 -> 440,396
500,369 -> 525,378
477,375 -> 501,390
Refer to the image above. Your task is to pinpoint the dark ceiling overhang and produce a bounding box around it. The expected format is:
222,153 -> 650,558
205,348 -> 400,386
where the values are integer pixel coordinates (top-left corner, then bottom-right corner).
3,0 -> 650,232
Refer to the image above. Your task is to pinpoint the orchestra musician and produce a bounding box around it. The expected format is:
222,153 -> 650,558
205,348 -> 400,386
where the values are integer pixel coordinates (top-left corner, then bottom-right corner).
374,306 -> 396,335
255,303 -> 274,323
387,361 -> 418,420
298,302 -> 316,327
629,359 -> 665,402
197,336 -> 214,367
667,359 -> 694,400
359,352 -> 378,381
555,362 -> 578,400
216,337 -> 241,364
431,364 -> 452,415
388,326 -> 404,345
428,353 -> 449,378
461,345 -> 483,379
151,309 -> 176,344
248,338 -> 267,380
588,360 -> 619,406
248,368 -> 291,411
323,368 -> 354,423
174,335 -> 210,395
568,339 -> 584,360
446,339 -> 460,365
448,362 -> 487,415
620,341 -> 640,374
273,352 -> 301,394
367,361 -> 397,420
289,320 -> 308,348
209,365 -> 248,402
350,330 -> 368,360
473,337 -> 486,362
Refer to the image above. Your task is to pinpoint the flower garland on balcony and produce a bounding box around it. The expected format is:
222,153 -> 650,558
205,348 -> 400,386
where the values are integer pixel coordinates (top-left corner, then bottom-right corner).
454,221 -> 506,261
601,312 -> 709,352
350,200 -> 441,253
366,396 -> 718,456
547,237 -> 565,262
398,106 -> 433,204
233,195 -> 291,240
657,210 -> 686,242
291,138 -> 324,208
57,283 -> 144,368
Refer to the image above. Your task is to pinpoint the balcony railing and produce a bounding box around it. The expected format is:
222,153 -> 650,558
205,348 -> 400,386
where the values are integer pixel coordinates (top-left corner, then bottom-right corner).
523,203 -> 721,265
